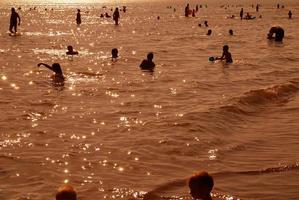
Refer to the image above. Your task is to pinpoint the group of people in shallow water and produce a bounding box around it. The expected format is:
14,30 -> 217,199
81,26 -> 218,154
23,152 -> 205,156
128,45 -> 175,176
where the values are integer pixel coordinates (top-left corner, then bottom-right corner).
55,171 -> 214,200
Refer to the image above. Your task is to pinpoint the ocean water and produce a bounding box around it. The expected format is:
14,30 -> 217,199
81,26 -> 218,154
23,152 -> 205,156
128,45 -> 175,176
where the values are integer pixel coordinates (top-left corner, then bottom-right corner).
0,0 -> 299,199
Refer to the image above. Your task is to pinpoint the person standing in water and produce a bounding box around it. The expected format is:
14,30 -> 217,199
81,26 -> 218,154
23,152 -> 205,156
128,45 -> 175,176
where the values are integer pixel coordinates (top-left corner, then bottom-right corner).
9,7 -> 21,33
76,9 -> 81,25
139,52 -> 155,71
216,45 -> 233,63
185,3 -> 190,17
240,8 -> 244,20
113,7 -> 120,25
288,10 -> 292,19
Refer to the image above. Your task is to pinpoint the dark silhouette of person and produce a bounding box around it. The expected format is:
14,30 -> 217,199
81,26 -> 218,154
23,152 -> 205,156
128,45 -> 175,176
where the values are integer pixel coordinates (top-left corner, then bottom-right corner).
76,9 -> 81,25
277,4 -> 280,9
37,63 -> 64,80
66,46 -> 78,55
157,16 -> 160,20
229,29 -> 233,35
192,9 -> 195,17
240,8 -> 244,20
204,20 -> 208,27
198,23 -> 202,27
206,29 -> 212,35
105,12 -> 111,18
56,184 -> 77,200
123,6 -> 126,13
196,5 -> 199,12
185,3 -> 190,17
111,48 -> 118,61
9,7 -> 21,33
217,45 -> 233,63
267,26 -> 284,42
139,52 -> 155,71
288,10 -> 292,19
256,4 -> 259,12
113,7 -> 120,25
188,171 -> 214,200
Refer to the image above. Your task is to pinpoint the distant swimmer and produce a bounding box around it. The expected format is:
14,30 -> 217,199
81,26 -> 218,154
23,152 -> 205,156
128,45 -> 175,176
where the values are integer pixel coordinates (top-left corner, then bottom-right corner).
267,26 -> 284,42
277,3 -> 280,9
216,45 -> 233,63
185,3 -> 190,17
76,9 -> 81,25
229,29 -> 233,35
111,48 -> 118,61
113,7 -> 120,25
105,12 -> 111,18
139,52 -> 155,71
204,20 -> 208,27
37,62 -> 64,81
9,7 -> 21,33
188,171 -> 214,200
206,29 -> 212,35
244,12 -> 255,20
56,184 -> 77,200
66,45 -> 78,55
288,10 -> 292,19
256,4 -> 259,12
192,9 -> 195,17
240,8 -> 244,20
123,6 -> 127,13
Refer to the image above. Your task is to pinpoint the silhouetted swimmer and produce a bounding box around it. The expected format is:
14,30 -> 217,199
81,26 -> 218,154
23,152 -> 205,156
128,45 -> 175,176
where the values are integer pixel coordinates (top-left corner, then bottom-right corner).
139,52 -> 155,71
198,23 -> 202,27
113,7 -> 120,25
185,3 -> 190,17
267,26 -> 284,42
204,20 -> 208,27
196,5 -> 199,12
188,171 -> 214,200
206,29 -> 212,35
76,9 -> 81,25
288,10 -> 292,19
56,184 -> 77,200
105,12 -> 111,18
66,46 -> 78,55
157,16 -> 160,20
244,12 -> 255,20
256,4 -> 259,12
123,6 -> 127,13
111,48 -> 118,61
37,63 -> 64,80
240,8 -> 244,20
192,9 -> 195,17
277,4 -> 280,9
229,29 -> 233,35
9,7 -> 21,33
217,45 -> 233,63
100,13 -> 104,18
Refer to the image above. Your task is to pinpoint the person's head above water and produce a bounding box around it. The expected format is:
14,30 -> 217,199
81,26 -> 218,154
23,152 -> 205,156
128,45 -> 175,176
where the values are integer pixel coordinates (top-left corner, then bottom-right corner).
207,29 -> 212,35
56,184 -> 77,200
223,45 -> 229,52
147,52 -> 154,61
67,46 -> 73,52
188,171 -> 214,200
77,9 -> 80,12
11,7 -> 15,12
229,29 -> 233,35
111,48 -> 118,59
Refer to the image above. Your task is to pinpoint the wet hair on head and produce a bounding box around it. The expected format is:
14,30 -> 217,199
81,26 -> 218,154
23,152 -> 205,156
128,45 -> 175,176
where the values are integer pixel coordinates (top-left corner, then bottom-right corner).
223,45 -> 229,51
147,52 -> 154,60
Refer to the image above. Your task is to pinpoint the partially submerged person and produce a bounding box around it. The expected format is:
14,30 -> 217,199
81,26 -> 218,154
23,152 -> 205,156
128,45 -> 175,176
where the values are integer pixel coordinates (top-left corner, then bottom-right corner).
206,29 -> 212,36
240,8 -> 244,20
9,7 -> 21,33
204,20 -> 208,27
185,3 -> 190,17
229,29 -> 233,35
76,9 -> 81,25
66,46 -> 78,55
37,62 -> 64,81
217,45 -> 233,63
267,26 -> 284,42
56,184 -> 77,200
139,52 -> 155,71
188,171 -> 214,200
111,48 -> 118,61
244,12 -> 255,20
288,10 -> 292,19
113,7 -> 120,25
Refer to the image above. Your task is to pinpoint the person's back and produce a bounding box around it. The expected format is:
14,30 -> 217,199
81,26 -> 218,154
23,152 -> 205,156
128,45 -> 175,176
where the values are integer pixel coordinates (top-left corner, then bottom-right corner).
188,171 -> 214,200
140,52 -> 155,71
56,184 -> 77,200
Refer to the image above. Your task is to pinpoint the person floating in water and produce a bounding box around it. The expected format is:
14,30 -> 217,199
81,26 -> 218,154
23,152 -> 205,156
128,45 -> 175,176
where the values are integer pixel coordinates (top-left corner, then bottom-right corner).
9,7 -> 21,33
240,8 -> 244,20
56,184 -> 77,200
113,7 -> 120,25
111,48 -> 118,61
288,10 -> 292,19
66,45 -> 78,55
76,9 -> 81,25
139,52 -> 155,71
267,26 -> 284,42
216,45 -> 233,63
37,62 -> 64,81
188,171 -> 214,200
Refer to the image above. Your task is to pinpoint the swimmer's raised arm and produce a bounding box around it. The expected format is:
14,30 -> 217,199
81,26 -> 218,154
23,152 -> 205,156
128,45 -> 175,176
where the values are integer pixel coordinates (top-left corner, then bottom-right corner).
37,63 -> 52,70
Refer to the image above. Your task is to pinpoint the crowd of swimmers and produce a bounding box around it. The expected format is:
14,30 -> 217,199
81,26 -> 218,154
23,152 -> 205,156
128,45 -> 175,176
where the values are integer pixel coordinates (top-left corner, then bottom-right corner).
55,171 -> 214,200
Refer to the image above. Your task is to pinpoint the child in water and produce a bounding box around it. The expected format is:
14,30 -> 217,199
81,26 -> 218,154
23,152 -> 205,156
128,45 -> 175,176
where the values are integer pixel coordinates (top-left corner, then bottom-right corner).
217,45 -> 233,63
66,46 -> 78,55
37,62 -> 64,81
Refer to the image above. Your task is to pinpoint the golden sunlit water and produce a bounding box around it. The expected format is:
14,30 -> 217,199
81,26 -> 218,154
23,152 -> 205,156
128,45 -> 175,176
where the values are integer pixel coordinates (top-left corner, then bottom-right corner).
0,0 -> 299,200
